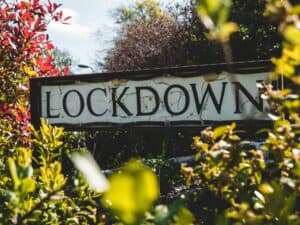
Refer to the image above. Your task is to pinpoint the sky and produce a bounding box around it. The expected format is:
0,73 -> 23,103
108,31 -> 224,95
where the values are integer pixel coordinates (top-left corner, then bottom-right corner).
48,0 -> 177,73
48,0 -> 127,73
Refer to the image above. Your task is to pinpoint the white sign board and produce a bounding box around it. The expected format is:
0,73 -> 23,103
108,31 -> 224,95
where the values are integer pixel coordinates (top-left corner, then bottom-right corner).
39,72 -> 269,126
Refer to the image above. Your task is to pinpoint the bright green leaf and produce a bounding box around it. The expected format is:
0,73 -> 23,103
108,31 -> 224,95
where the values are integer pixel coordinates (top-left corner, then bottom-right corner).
196,0 -> 233,41
213,126 -> 228,139
102,159 -> 159,225
20,178 -> 36,194
218,22 -> 238,42
8,157 -> 20,190
284,26 -> 300,45
259,183 -> 274,194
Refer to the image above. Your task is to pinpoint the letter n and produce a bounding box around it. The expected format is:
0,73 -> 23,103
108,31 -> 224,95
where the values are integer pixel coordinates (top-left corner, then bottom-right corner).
233,82 -> 263,114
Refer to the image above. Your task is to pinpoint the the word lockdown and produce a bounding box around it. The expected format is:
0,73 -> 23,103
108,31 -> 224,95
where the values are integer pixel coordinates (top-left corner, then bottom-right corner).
39,72 -> 269,126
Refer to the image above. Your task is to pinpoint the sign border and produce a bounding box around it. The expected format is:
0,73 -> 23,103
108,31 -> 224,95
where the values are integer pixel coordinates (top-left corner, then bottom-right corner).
30,60 -> 274,130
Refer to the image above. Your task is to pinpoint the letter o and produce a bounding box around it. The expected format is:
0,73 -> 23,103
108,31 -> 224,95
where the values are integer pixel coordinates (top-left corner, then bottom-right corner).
164,85 -> 190,116
63,90 -> 84,117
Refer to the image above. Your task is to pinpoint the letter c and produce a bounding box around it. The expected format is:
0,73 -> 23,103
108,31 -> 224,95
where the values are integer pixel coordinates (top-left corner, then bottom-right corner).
87,88 -> 108,116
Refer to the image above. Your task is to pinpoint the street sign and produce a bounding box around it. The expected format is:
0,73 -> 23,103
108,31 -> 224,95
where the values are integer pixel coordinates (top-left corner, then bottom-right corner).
30,61 -> 272,130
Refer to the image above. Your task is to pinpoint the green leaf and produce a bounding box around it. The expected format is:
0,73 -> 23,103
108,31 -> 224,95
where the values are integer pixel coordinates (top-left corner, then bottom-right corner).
291,5 -> 300,14
195,152 -> 202,161
254,171 -> 262,184
294,162 -> 300,177
213,126 -> 227,139
20,178 -> 36,194
196,0 -> 233,40
8,157 -> 20,190
173,207 -> 194,225
284,26 -> 300,45
218,22 -> 238,42
259,183 -> 274,195
18,166 -> 33,179
102,159 -> 159,225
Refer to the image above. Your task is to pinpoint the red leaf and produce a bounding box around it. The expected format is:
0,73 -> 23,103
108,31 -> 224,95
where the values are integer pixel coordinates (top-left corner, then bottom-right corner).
2,39 -> 10,46
63,66 -> 70,75
46,42 -> 54,50
64,16 -> 71,21
33,0 -> 39,6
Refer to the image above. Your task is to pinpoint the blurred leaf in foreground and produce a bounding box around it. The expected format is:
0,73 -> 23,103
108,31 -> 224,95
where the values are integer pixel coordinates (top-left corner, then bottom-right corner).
196,0 -> 237,42
71,151 -> 109,193
103,159 -> 159,225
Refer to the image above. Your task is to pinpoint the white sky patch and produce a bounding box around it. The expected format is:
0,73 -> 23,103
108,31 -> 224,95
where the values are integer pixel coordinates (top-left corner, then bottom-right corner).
60,7 -> 78,18
49,7 -> 92,39
49,22 -> 92,39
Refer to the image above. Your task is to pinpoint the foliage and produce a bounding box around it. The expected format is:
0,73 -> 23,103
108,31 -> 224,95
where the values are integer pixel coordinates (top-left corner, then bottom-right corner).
0,119 -> 104,224
230,0 -> 281,61
178,0 -> 300,224
99,0 -> 280,71
196,0 -> 238,42
102,159 -> 159,225
113,0 -> 165,24
51,47 -> 73,74
0,0 -> 70,146
72,153 -> 194,225
0,1 -> 99,224
103,16 -> 185,71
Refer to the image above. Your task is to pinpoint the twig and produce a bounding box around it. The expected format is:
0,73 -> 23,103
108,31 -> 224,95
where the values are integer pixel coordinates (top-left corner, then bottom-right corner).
17,188 -> 63,225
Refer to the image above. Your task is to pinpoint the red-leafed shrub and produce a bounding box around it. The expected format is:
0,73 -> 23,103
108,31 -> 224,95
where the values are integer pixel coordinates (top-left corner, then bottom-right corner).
0,0 -> 70,146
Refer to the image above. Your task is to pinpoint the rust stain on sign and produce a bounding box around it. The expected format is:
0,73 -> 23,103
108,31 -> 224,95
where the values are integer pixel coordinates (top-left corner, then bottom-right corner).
112,79 -> 128,87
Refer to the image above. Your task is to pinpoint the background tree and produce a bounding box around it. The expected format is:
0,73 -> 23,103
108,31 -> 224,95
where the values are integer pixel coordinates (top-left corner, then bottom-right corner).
98,0 -> 280,72
104,16 -> 187,71
51,47 -> 73,74
113,0 -> 165,24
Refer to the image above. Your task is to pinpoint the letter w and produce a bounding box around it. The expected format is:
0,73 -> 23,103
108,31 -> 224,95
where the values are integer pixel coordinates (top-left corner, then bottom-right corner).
191,82 -> 227,114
